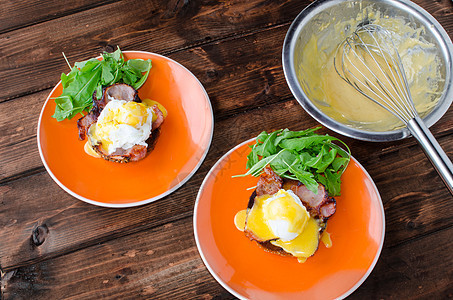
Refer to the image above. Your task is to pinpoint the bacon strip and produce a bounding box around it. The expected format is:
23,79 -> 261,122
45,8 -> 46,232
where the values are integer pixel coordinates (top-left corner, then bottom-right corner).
255,166 -> 336,220
256,166 -> 283,196
77,112 -> 98,140
101,83 -> 139,105
288,183 -> 336,220
151,105 -> 164,131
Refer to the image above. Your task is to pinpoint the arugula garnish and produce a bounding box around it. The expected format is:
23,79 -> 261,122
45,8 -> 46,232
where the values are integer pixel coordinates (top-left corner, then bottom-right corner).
234,127 -> 351,196
52,47 -> 152,121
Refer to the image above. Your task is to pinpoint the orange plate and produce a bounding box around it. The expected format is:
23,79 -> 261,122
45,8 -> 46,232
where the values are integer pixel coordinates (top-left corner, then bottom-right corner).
37,51 -> 213,207
194,138 -> 384,299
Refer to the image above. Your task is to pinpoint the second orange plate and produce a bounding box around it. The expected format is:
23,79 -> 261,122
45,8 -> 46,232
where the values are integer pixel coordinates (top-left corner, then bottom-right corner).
194,138 -> 385,299
38,51 -> 213,207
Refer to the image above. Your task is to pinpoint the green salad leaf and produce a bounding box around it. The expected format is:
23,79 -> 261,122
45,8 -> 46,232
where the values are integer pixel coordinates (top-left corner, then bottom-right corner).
234,127 -> 351,196
52,47 -> 152,121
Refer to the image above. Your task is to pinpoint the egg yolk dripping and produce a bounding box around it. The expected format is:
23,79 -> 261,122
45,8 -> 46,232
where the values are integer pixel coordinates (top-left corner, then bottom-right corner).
234,189 -> 330,263
85,98 -> 167,158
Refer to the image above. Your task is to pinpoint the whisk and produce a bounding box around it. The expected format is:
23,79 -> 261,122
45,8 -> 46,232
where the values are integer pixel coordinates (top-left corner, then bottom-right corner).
334,24 -> 453,195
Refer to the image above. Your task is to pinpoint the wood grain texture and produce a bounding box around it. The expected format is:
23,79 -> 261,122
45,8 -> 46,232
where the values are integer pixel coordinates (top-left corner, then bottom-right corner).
349,225 -> 453,299
1,0 -> 453,298
2,211 -> 452,299
0,0 -> 310,102
0,0 -> 116,34
1,217 -> 235,299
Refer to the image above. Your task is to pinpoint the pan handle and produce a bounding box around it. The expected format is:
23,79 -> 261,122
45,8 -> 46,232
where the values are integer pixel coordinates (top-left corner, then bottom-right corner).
407,116 -> 453,196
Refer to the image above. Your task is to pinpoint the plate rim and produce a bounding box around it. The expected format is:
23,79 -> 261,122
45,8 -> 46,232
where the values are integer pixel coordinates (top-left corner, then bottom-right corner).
37,50 -> 214,208
193,137 -> 385,299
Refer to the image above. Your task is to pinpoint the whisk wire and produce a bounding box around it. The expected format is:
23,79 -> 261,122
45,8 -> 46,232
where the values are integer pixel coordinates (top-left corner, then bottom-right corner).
365,28 -> 414,119
335,24 -> 418,123
369,26 -> 418,120
344,36 -> 408,120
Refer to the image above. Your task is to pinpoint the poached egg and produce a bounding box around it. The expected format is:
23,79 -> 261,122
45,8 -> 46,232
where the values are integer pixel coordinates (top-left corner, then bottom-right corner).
89,99 -> 154,155
235,189 -> 327,262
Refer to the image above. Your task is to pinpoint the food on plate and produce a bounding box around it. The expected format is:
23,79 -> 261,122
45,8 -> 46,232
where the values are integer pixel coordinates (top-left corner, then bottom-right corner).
77,83 -> 166,163
51,47 -> 167,163
234,128 -> 350,262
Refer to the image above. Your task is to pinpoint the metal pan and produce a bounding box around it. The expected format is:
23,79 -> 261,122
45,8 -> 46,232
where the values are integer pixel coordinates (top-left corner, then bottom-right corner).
282,0 -> 453,142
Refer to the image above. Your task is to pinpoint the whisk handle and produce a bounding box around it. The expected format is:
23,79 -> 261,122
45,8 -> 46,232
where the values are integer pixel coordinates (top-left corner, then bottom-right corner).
407,116 -> 453,195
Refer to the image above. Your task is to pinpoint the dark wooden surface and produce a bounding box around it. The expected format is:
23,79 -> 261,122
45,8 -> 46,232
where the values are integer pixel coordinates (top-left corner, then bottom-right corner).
1,0 -> 453,299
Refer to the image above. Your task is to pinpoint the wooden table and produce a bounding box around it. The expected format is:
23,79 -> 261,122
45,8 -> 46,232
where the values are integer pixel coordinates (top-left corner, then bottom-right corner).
1,0 -> 452,299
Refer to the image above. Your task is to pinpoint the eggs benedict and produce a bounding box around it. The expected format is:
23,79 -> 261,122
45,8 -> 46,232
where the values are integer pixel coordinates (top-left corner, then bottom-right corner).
235,166 -> 335,263
77,83 -> 166,163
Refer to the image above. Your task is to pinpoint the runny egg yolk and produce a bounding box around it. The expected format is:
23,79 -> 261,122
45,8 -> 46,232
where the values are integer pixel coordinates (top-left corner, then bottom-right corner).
235,189 -> 327,262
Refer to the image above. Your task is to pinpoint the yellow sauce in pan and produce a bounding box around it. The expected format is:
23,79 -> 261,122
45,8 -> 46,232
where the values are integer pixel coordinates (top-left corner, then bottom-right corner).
298,9 -> 442,131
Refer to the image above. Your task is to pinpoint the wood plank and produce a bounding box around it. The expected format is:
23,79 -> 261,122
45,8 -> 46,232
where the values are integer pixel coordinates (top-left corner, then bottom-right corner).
2,1 -> 453,299
2,211 -> 452,299
0,90 -> 45,182
0,0 -> 310,101
349,226 -> 453,299
168,24 -> 292,120
1,217 -> 234,299
0,0 -> 115,34
1,97 -> 452,271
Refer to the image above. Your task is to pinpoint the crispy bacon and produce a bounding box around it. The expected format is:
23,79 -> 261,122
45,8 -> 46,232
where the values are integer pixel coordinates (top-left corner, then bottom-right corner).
256,166 -> 283,196
77,112 -> 98,140
102,83 -> 139,104
151,105 -> 164,131
255,166 -> 336,220
288,182 -> 336,220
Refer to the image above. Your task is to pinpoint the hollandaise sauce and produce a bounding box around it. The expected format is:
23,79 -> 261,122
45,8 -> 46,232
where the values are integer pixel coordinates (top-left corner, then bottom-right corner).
233,189 -> 333,263
234,209 -> 247,232
321,230 -> 332,248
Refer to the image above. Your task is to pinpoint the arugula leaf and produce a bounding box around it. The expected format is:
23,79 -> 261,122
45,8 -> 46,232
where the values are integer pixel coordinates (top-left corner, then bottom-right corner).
101,61 -> 114,84
285,161 -> 318,192
52,47 -> 153,121
236,128 -> 351,196
279,135 -> 340,151
255,130 -> 279,157
274,127 -> 321,146
131,60 -> 152,90
246,148 -> 259,170
127,59 -> 150,72
268,150 -> 296,175
52,96 -> 73,121
234,148 -> 289,178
